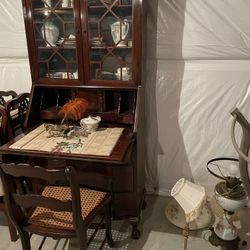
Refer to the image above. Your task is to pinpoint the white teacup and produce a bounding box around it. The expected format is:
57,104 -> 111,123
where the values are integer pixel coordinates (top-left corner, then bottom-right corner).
115,67 -> 131,80
73,71 -> 78,79
80,116 -> 101,133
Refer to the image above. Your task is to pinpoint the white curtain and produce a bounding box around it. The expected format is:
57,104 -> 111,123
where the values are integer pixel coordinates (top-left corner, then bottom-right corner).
0,0 -> 31,93
145,0 -> 250,195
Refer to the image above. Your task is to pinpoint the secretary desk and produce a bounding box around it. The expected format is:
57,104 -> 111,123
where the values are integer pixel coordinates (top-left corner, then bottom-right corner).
0,0 -> 146,239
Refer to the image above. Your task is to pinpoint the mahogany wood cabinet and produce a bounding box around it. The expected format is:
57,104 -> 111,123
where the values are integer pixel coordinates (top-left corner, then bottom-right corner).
3,0 -> 146,238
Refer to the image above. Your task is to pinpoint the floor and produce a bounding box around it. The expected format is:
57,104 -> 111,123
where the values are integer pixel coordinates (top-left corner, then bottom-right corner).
0,195 -> 249,250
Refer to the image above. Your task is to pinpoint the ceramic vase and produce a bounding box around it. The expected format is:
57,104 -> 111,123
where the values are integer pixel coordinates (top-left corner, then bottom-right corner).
110,19 -> 129,46
41,20 -> 59,47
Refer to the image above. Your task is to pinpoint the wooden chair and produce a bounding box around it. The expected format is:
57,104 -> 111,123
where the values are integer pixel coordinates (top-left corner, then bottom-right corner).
0,93 -> 29,241
0,104 -> 8,145
0,163 -> 114,250
0,92 -> 29,241
0,90 -> 17,106
0,105 -> 18,241
4,92 -> 29,141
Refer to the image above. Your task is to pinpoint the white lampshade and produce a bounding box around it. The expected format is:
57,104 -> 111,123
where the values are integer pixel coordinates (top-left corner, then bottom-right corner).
171,178 -> 206,223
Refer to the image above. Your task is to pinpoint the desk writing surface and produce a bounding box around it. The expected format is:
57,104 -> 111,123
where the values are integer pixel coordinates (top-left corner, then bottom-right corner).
0,124 -> 134,164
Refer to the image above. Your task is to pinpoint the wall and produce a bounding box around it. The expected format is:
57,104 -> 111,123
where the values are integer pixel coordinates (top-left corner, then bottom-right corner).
145,0 -> 250,195
0,0 -> 32,93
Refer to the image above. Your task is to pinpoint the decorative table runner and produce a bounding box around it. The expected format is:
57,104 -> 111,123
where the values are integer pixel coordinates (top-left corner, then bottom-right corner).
9,124 -> 124,156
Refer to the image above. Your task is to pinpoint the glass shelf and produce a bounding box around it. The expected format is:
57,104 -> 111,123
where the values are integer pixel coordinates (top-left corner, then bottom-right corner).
38,46 -> 76,49
33,8 -> 73,12
88,5 -> 132,9
90,46 -> 132,49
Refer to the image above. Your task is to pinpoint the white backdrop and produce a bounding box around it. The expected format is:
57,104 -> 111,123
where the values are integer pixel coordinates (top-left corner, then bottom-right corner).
1,0 -> 250,195
0,0 -> 31,93
145,0 -> 250,195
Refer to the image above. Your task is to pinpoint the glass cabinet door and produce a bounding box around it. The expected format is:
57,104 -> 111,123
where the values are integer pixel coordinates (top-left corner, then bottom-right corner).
31,0 -> 80,80
86,0 -> 133,82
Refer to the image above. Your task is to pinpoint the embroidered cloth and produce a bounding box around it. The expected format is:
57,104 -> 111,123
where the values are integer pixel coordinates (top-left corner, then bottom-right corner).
9,124 -> 124,156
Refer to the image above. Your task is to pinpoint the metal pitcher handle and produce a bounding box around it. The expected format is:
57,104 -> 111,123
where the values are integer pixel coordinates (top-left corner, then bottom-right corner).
124,19 -> 129,38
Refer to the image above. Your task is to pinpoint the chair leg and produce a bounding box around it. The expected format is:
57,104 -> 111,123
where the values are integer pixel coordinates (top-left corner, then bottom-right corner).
78,231 -> 88,250
105,204 -> 114,248
19,231 -> 31,250
4,211 -> 18,241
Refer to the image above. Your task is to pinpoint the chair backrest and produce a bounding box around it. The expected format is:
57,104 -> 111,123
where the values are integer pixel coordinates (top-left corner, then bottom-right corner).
0,163 -> 85,236
5,93 -> 30,140
0,104 -> 8,145
0,91 -> 17,106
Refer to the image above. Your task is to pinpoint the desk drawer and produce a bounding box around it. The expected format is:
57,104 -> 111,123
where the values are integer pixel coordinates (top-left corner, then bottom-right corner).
71,163 -> 134,192
29,158 -> 133,192
31,158 -> 66,169
48,159 -> 67,169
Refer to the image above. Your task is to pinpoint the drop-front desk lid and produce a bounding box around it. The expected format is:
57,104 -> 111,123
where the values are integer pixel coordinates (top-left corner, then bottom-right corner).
0,123 -> 135,165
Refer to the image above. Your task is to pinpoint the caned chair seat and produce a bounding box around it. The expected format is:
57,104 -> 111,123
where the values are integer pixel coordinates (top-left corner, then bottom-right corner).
29,186 -> 107,230
0,163 -> 114,249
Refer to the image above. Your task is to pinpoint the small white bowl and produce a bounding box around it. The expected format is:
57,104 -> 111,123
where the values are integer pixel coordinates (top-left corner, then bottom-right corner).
80,116 -> 101,133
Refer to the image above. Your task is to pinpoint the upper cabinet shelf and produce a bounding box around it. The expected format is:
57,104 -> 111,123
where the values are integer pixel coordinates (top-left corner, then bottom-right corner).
88,0 -> 132,7
33,7 -> 74,10
88,5 -> 132,8
22,0 -> 142,87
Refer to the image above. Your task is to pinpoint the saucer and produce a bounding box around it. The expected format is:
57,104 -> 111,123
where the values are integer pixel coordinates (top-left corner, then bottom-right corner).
115,73 -> 131,80
117,43 -> 127,47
